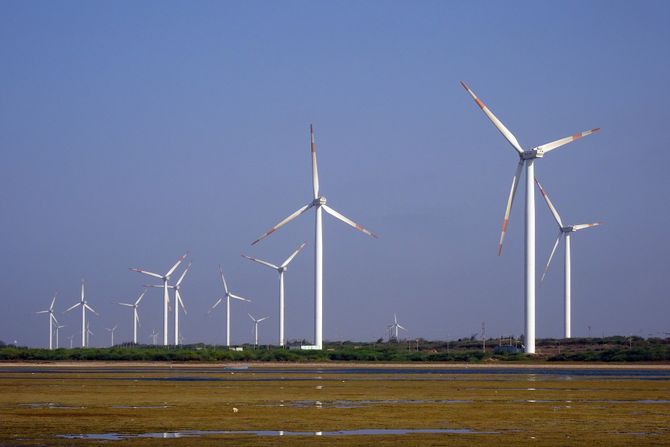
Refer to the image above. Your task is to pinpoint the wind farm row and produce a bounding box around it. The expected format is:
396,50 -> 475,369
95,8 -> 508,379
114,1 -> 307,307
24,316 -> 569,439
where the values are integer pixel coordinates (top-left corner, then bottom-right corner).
35,83 -> 601,354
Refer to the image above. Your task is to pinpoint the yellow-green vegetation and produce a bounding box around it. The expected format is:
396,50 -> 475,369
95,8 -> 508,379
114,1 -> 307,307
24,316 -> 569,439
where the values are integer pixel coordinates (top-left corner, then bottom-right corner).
1,363 -> 669,446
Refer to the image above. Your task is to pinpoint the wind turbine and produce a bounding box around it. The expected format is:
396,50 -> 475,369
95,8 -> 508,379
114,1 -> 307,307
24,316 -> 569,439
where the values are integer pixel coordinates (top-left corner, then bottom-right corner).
248,314 -> 269,347
117,289 -> 147,344
55,324 -> 65,349
149,329 -> 159,346
535,178 -> 602,339
252,125 -> 377,349
130,253 -> 188,345
66,334 -> 74,349
64,279 -> 98,348
388,313 -> 407,341
243,242 -> 306,347
461,81 -> 599,354
86,322 -> 94,347
150,261 -> 190,346
36,293 -> 58,350
208,267 -> 251,347
105,325 -> 118,347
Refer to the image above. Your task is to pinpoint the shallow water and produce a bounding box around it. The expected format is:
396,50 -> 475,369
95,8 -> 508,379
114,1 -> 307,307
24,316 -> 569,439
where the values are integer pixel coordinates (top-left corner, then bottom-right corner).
59,427 -> 494,440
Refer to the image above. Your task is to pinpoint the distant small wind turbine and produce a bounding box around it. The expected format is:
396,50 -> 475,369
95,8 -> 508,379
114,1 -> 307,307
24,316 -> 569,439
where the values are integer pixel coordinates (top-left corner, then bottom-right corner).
105,325 -> 118,347
208,267 -> 251,347
388,313 -> 407,341
117,289 -> 147,344
86,322 -> 94,347
535,178 -> 602,339
242,242 -> 306,347
36,293 -> 58,350
55,324 -> 65,349
64,279 -> 98,348
149,329 -> 159,346
130,253 -> 188,346
66,334 -> 74,349
248,314 -> 269,347
251,125 -> 377,350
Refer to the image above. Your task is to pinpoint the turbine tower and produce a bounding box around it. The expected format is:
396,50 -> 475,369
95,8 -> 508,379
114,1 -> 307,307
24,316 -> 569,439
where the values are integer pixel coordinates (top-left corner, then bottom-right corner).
535,178 -> 602,339
248,314 -> 269,347
252,125 -> 377,349
208,267 -> 251,347
130,252 -> 187,345
36,294 -> 58,350
461,81 -> 599,354
243,242 -> 306,347
388,313 -> 407,341
64,279 -> 98,348
117,289 -> 147,344
105,325 -> 118,347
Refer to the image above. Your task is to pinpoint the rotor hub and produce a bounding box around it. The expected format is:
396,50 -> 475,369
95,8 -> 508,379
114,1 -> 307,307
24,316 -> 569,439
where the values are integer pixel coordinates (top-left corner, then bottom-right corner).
313,196 -> 327,206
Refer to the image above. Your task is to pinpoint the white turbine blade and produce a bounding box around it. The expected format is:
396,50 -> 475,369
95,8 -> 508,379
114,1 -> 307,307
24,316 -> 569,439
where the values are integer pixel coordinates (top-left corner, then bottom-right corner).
322,205 -> 378,238
51,314 -> 59,325
129,268 -> 163,280
135,289 -> 147,306
398,324 -> 407,331
135,312 -> 141,327
310,124 -> 320,199
535,178 -> 564,228
258,317 -> 269,323
49,295 -> 57,311
537,128 -> 600,154
252,202 -> 314,245
176,262 -> 191,287
84,304 -> 99,316
460,81 -> 524,155
208,298 -> 223,314
218,265 -> 230,294
118,302 -> 133,307
241,254 -> 278,270
281,242 -> 307,268
498,160 -> 524,256
145,284 -> 168,289
230,293 -> 252,303
541,232 -> 563,283
36,310 -> 49,314
248,313 -> 256,322
64,302 -> 81,313
166,252 -> 188,278
572,222 -> 602,231
176,290 -> 187,314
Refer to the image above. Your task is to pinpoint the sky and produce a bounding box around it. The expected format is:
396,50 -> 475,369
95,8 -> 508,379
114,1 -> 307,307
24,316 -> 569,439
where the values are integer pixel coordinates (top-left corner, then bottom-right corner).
1,0 -> 669,348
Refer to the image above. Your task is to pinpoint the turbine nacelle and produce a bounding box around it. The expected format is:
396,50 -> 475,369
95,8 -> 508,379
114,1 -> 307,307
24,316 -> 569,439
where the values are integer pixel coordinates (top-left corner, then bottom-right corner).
522,148 -> 544,160
313,196 -> 327,207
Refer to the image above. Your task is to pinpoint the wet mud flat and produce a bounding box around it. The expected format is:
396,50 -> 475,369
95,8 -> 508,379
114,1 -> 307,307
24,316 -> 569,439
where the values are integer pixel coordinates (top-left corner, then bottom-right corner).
1,363 -> 669,446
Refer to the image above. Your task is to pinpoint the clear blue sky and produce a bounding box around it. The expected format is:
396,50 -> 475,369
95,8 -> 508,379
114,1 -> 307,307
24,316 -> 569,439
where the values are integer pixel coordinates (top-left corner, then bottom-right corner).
2,1 -> 669,347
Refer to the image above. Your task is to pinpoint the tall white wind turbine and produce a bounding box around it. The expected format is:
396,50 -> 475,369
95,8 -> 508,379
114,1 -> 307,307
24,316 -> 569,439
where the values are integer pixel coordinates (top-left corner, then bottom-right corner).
64,280 -> 98,348
461,81 -> 599,354
248,314 -> 269,347
105,325 -> 118,347
243,242 -> 306,347
146,262 -> 191,345
535,178 -> 602,339
252,125 -> 377,349
117,289 -> 147,344
208,267 -> 251,347
36,294 -> 58,350
388,313 -> 407,341
130,253 -> 188,345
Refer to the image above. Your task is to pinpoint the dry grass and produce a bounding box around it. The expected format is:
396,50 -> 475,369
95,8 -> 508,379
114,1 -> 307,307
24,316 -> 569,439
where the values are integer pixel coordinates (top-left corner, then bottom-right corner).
0,363 -> 669,446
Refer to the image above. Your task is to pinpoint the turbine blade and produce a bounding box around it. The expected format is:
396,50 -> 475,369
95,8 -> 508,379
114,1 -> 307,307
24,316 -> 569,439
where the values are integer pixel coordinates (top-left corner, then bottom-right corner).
176,290 -> 187,314
258,317 -> 269,322
166,252 -> 188,278
145,284 -> 166,288
281,242 -> 307,268
218,265 -> 229,294
84,304 -> 99,316
36,310 -> 49,314
50,295 -> 57,311
398,325 -> 407,331
51,314 -> 59,325
535,178 -> 564,228
175,262 -> 191,287
118,302 -> 134,307
498,160 -> 524,256
208,298 -> 223,313
541,232 -> 563,283
572,222 -> 602,231
251,203 -> 313,245
230,293 -> 251,303
64,302 -> 81,313
129,268 -> 163,280
460,81 -> 524,155
248,313 -> 256,322
322,205 -> 378,238
310,124 -> 320,199
135,289 -> 147,306
241,255 -> 278,270
537,128 -> 600,154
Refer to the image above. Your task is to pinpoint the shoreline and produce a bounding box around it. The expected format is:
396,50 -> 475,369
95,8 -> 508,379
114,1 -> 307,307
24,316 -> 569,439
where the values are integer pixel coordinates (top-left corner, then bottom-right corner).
1,360 -> 670,370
